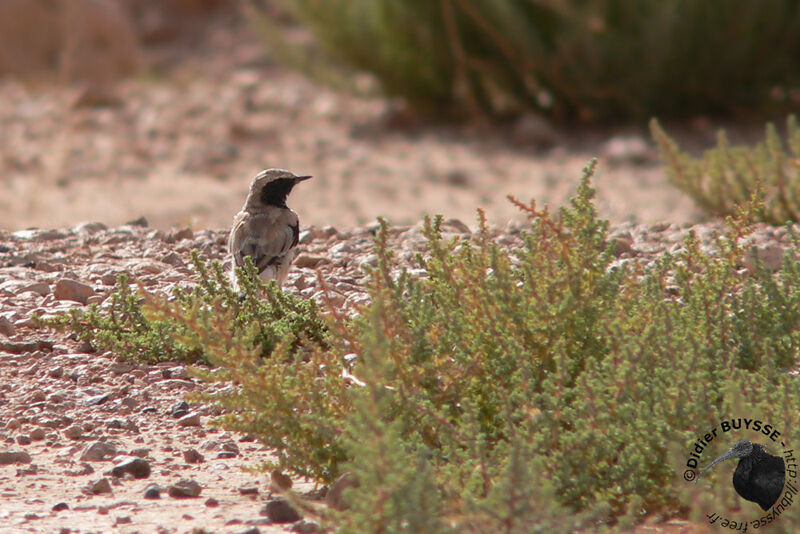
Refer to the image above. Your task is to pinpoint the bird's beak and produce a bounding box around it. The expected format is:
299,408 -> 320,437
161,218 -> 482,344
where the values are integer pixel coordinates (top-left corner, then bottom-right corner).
695,447 -> 744,482
294,175 -> 313,182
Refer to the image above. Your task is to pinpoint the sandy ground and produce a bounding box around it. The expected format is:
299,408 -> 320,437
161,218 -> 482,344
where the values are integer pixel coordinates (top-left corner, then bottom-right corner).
0,13 -> 709,236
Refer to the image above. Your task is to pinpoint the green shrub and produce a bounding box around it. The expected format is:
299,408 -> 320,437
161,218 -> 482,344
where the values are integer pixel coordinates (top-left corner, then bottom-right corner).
35,251 -> 328,365
249,0 -> 800,121
43,161 -> 800,530
652,116 -> 800,224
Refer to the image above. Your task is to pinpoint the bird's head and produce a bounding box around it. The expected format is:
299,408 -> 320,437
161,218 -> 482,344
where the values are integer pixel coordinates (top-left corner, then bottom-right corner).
696,440 -> 754,482
247,168 -> 312,208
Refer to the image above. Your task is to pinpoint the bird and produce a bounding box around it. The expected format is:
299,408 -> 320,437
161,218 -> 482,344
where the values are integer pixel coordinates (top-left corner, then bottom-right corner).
696,439 -> 785,511
228,168 -> 312,289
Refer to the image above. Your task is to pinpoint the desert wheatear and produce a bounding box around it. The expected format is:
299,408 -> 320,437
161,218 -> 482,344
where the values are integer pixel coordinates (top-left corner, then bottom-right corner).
228,169 -> 311,288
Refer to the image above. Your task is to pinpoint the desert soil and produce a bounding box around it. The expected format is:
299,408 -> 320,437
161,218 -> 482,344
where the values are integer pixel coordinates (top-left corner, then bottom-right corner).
0,6 -> 780,534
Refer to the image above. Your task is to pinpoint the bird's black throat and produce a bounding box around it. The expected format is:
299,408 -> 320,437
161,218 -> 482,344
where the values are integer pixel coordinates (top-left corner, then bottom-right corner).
259,178 -> 296,208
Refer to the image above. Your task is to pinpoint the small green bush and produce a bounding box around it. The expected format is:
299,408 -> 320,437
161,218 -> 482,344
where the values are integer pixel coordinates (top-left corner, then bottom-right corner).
652,116 -> 800,224
249,0 -> 800,121
35,251 -> 328,365
44,161 -> 800,531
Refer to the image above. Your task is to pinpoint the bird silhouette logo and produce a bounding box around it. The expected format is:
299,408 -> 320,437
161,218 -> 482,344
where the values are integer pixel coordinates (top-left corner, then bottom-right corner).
696,439 -> 785,511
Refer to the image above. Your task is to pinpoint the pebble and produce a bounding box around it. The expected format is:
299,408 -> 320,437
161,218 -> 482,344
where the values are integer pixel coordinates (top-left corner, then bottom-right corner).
177,412 -> 201,427
262,498 -> 301,523
291,519 -> 320,533
239,485 -> 259,496
52,502 -> 69,512
0,450 -> 32,465
63,425 -> 83,440
170,400 -> 190,418
110,457 -> 151,478
90,478 -> 112,494
143,484 -> 162,499
54,279 -> 96,304
167,478 -> 202,498
325,473 -> 358,511
80,441 -> 118,461
183,448 -> 205,463
270,469 -> 293,491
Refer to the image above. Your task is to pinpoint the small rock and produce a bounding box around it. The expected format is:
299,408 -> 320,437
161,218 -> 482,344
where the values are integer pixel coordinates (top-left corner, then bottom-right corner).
611,232 -> 634,257
239,485 -> 259,496
90,478 -> 112,494
170,400 -> 190,418
262,498 -> 301,523
511,112 -> 559,148
114,516 -> 132,525
745,243 -> 786,273
291,519 -> 320,533
30,428 -> 46,441
54,279 -> 96,304
205,497 -> 219,507
16,435 -> 31,445
0,316 -> 16,337
80,441 -> 118,462
143,484 -> 161,499
167,478 -> 202,498
325,473 -> 359,511
52,502 -> 69,512
442,218 -> 471,234
0,451 -> 32,465
63,425 -> 83,440
84,392 -> 111,406
130,448 -> 150,458
183,448 -> 204,463
270,469 -> 293,491
111,457 -> 151,479
602,135 -> 653,164
125,216 -> 149,227
177,412 -> 200,427
294,254 -> 330,269
236,528 -> 261,534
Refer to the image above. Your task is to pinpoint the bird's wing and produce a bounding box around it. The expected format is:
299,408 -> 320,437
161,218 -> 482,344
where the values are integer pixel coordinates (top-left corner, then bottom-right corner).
230,209 -> 299,274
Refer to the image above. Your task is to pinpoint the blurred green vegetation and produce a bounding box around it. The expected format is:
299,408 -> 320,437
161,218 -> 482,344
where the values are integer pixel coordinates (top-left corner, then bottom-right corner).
248,0 -> 800,122
652,116 -> 800,224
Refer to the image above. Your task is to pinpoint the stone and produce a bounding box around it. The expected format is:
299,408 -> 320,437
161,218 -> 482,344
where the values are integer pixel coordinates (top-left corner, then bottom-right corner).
63,425 -> 83,440
110,457 -> 151,478
511,112 -> 559,148
52,502 -> 69,512
177,412 -> 200,427
183,448 -> 204,463
745,243 -> 786,273
602,135 -> 654,164
1,316 -> 22,337
291,519 -> 320,533
204,497 -> 219,507
90,478 -> 112,494
262,498 -> 301,523
30,428 -> 45,441
79,441 -> 117,461
54,279 -> 96,304
294,255 -> 330,269
84,392 -> 111,406
0,450 -> 32,465
170,400 -> 190,418
238,485 -> 259,496
270,469 -> 293,491
167,478 -> 201,498
325,473 -> 358,511
143,484 -> 162,499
